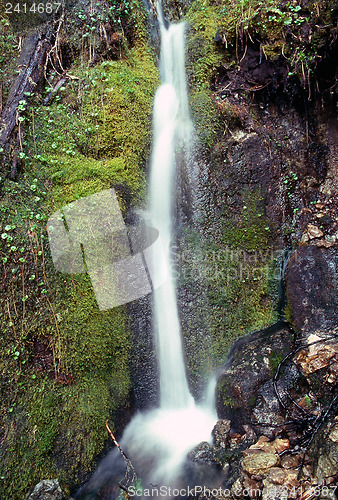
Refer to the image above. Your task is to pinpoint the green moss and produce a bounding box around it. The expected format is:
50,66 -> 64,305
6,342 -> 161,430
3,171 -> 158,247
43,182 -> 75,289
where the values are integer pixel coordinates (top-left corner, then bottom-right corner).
218,378 -> 238,409
178,226 -> 278,378
27,47 -> 159,210
269,350 -> 284,373
248,394 -> 257,407
190,90 -> 221,146
222,395 -> 237,409
0,179 -> 131,496
284,302 -> 292,324
262,40 -> 285,61
221,190 -> 271,252
201,189 -> 278,358
185,0 -> 336,93
0,21 -> 158,497
186,1 -> 224,90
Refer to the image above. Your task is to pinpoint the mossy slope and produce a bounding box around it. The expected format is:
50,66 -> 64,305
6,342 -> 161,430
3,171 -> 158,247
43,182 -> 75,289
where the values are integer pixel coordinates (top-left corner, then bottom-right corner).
0,3 -> 159,497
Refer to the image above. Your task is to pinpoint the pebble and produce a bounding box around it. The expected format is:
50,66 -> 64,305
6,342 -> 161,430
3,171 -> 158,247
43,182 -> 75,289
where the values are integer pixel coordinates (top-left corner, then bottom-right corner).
307,224 -> 324,239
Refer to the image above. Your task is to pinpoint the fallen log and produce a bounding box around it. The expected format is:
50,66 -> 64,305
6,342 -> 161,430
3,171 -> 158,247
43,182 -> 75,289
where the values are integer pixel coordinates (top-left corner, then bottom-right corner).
0,28 -> 51,178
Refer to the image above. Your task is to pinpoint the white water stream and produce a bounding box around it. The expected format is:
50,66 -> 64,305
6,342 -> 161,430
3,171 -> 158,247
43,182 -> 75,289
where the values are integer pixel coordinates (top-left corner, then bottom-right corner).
149,16 -> 193,411
121,8 -> 216,487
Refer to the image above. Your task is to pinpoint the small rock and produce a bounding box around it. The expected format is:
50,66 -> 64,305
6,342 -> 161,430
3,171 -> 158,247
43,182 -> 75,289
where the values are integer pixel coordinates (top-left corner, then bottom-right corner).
315,239 -> 334,248
26,479 -> 65,500
316,203 -> 325,210
262,468 -> 299,500
307,224 -> 324,239
212,419 -> 231,448
242,425 -> 257,443
327,361 -> 338,383
329,421 -> 338,443
265,467 -> 299,486
281,453 -> 303,469
296,335 -> 337,375
326,233 -> 338,243
189,441 -> 214,465
243,448 -> 266,456
222,461 -> 230,474
271,438 -> 290,454
241,452 -> 279,475
232,478 -> 245,498
245,436 -> 289,455
243,473 -> 262,499
301,232 -> 310,243
229,432 -> 243,449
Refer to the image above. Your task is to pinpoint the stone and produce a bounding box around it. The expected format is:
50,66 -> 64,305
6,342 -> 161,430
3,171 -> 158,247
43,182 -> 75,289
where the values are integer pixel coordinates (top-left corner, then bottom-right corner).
315,239 -> 334,248
327,361 -> 338,383
241,452 -> 279,475
244,437 -> 289,457
251,380 -> 286,438
326,233 -> 338,243
296,335 -> 337,375
212,419 -> 231,448
232,477 -> 245,498
271,438 -> 290,454
307,224 -> 324,239
26,479 -> 65,500
229,432 -> 243,449
313,426 -> 338,482
329,420 -> 338,443
280,453 -> 303,469
242,473 -> 262,499
262,468 -> 299,500
242,425 -> 257,444
264,467 -> 299,487
188,441 -> 214,465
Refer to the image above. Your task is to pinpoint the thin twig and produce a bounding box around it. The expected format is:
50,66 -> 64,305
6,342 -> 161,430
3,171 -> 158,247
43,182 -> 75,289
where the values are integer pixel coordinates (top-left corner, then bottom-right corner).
106,421 -> 137,492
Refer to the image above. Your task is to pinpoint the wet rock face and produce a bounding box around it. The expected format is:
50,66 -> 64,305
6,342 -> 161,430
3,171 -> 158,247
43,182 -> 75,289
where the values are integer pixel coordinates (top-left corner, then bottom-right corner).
128,296 -> 158,410
286,245 -> 338,337
186,420 -> 258,489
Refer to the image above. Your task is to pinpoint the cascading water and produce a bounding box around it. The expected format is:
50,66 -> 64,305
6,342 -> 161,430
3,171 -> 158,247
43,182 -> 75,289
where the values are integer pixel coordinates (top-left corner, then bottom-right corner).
149,12 -> 193,411
121,7 -> 216,485
75,7 -> 216,497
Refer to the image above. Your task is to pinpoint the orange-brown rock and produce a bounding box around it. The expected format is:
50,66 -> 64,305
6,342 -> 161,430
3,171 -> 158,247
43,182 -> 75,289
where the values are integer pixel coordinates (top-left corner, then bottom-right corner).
241,452 -> 279,475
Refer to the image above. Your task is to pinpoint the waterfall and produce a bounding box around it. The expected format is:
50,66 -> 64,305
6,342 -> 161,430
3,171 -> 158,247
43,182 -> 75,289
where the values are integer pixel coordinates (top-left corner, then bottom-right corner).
120,8 -> 216,486
149,15 -> 193,410
75,7 -> 217,497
